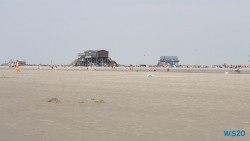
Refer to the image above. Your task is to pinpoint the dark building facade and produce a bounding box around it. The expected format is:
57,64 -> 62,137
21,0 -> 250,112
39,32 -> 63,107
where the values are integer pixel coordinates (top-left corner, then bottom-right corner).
72,50 -> 117,67
157,56 -> 180,67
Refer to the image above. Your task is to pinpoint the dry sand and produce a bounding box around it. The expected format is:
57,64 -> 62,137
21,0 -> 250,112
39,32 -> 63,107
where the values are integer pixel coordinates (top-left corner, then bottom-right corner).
0,68 -> 250,141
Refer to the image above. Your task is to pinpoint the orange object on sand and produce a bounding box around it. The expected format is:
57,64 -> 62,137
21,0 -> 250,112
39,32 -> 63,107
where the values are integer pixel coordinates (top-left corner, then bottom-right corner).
16,61 -> 20,72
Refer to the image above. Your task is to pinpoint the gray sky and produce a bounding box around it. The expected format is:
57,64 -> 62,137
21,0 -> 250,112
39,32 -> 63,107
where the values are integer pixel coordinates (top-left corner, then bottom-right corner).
0,0 -> 250,65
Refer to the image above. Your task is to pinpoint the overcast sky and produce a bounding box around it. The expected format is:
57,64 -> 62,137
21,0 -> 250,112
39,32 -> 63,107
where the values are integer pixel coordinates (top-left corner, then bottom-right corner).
0,0 -> 250,65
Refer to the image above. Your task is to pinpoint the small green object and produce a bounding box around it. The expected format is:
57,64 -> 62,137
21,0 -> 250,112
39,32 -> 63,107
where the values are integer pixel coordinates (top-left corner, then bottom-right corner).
147,74 -> 153,77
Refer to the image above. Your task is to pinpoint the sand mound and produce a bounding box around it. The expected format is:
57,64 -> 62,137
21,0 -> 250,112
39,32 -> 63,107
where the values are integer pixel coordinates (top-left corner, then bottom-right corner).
48,98 -> 61,103
47,98 -> 104,104
91,98 -> 105,103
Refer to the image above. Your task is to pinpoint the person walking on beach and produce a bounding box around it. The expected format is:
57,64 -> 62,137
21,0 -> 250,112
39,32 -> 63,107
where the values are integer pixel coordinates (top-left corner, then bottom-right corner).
15,60 -> 21,73
88,64 -> 93,71
112,64 -> 116,70
131,64 -> 134,71
38,64 -> 42,70
153,66 -> 156,72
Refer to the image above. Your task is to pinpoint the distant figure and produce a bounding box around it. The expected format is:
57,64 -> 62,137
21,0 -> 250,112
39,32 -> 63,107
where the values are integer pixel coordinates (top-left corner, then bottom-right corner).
38,65 -> 42,70
51,65 -> 57,70
112,64 -> 116,70
88,64 -> 93,71
15,60 -> 21,72
124,66 -> 128,71
149,66 -> 156,72
129,65 -> 133,72
8,62 -> 11,68
153,66 -> 156,72
149,67 -> 152,71
235,69 -> 240,73
12,62 -> 15,68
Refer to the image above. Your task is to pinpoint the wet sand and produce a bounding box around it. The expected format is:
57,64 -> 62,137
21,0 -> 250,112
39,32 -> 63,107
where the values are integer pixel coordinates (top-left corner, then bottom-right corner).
0,69 -> 250,141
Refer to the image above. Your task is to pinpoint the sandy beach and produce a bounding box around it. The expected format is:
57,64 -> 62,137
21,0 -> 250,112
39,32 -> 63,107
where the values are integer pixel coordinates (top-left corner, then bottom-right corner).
0,68 -> 250,141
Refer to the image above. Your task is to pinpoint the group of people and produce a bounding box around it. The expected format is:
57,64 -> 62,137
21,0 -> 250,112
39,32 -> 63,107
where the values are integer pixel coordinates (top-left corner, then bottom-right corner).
123,65 -> 134,72
149,66 -> 157,72
123,65 -> 160,72
87,64 -> 93,71
8,60 -> 21,72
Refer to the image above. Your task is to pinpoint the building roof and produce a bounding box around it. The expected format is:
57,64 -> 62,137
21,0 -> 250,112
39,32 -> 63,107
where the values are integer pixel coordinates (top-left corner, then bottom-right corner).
84,50 -> 108,53
160,56 -> 179,62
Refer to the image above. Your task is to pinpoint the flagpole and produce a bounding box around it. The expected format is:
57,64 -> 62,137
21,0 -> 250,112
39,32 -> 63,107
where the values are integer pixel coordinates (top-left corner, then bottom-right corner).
248,55 -> 250,67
